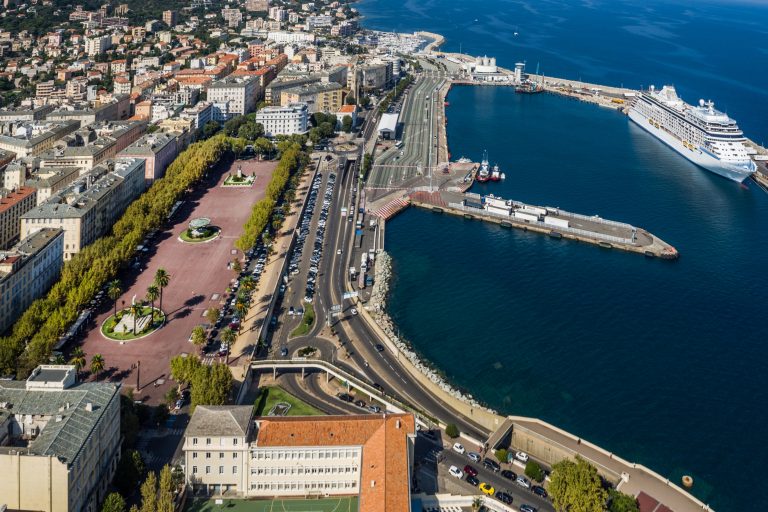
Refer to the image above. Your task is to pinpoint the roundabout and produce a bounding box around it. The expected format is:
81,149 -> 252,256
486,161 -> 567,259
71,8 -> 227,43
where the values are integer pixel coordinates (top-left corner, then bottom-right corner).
179,217 -> 221,243
101,305 -> 165,341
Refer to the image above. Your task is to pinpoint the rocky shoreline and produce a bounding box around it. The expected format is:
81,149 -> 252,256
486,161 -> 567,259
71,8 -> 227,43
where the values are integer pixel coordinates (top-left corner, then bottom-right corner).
369,250 -> 495,413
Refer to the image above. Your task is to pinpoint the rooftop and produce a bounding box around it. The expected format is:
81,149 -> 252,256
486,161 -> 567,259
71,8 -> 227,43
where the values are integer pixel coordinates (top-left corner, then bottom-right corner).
254,414 -> 415,512
186,405 -> 253,437
0,186 -> 36,214
0,367 -> 121,466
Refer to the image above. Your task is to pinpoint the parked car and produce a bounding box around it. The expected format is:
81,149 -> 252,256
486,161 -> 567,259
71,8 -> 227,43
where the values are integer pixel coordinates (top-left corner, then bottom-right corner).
532,485 -> 548,499
466,475 -> 480,486
448,465 -> 464,479
495,491 -> 513,505
367,405 -> 381,413
519,505 -> 537,512
501,469 -> 517,480
452,442 -> 465,455
467,452 -> 481,463
354,399 -> 366,408
515,451 -> 530,463
479,482 -> 495,496
516,475 -> 531,489
483,458 -> 501,472
463,465 -> 478,477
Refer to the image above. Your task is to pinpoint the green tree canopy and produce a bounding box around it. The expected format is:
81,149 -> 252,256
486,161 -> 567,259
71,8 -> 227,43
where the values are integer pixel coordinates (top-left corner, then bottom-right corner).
607,489 -> 639,512
342,115 -> 353,133
549,457 -> 608,512
101,492 -> 126,512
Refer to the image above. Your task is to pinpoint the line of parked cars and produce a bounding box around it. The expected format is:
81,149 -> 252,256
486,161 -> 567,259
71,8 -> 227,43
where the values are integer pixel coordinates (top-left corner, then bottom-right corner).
451,443 -> 547,509
336,392 -> 383,414
292,169 -> 336,304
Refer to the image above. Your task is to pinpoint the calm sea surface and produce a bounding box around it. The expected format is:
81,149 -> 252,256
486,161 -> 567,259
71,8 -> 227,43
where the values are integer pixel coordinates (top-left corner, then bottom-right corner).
357,1 -> 768,510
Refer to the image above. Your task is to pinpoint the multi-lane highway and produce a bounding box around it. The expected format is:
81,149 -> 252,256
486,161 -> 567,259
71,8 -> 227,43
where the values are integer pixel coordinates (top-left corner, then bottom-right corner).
369,71 -> 449,189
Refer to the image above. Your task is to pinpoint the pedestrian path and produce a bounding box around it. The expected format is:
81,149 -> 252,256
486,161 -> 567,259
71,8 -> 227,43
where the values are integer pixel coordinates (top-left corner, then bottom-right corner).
410,190 -> 447,207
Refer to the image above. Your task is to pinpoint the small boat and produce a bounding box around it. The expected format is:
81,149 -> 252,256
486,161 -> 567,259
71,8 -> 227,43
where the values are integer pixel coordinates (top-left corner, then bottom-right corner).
515,81 -> 544,94
490,164 -> 501,181
456,156 -> 471,163
476,151 -> 491,182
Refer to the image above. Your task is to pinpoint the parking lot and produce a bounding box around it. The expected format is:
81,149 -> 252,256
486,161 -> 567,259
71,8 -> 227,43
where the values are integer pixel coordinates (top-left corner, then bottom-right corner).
76,157 -> 277,404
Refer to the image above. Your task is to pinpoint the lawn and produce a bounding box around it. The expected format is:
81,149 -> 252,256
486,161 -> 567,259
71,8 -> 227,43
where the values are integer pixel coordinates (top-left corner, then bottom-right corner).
253,386 -> 323,417
186,496 -> 358,512
180,227 -> 220,243
289,303 -> 314,337
101,306 -> 165,340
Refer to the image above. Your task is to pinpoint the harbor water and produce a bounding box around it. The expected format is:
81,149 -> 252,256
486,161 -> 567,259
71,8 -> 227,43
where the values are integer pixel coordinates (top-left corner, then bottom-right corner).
358,2 -> 768,510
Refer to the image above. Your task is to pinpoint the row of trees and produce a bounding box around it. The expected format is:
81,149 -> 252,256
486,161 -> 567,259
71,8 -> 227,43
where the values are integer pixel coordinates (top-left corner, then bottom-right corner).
101,464 -> 182,512
378,75 -> 415,114
0,135 -> 232,377
169,355 -> 232,411
235,142 -> 308,251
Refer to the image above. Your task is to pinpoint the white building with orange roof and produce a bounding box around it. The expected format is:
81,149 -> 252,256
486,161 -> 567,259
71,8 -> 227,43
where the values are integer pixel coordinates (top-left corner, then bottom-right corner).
182,407 -> 415,510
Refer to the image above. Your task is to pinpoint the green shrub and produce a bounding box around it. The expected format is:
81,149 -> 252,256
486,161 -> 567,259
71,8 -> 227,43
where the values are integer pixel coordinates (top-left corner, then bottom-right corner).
445,423 -> 459,438
525,460 -> 545,482
495,448 -> 509,463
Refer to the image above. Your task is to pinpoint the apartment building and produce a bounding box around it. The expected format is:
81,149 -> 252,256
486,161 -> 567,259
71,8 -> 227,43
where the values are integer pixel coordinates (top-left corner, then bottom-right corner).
0,121 -> 80,158
183,409 -> 415,512
0,365 -> 122,512
162,9 -> 178,26
20,158 -> 146,260
0,228 -> 63,332
0,186 -> 37,249
118,132 -> 178,183
207,76 -> 260,121
255,103 -> 309,136
281,82 -> 343,114
85,34 -> 112,56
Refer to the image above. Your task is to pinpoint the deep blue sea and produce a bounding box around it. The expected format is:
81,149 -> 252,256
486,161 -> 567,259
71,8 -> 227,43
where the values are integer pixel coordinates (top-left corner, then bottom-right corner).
357,1 -> 768,511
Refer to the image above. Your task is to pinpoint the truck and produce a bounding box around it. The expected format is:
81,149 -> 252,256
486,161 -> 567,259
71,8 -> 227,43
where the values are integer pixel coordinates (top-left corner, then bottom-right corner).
358,273 -> 366,289
341,206 -> 348,217
365,275 -> 374,287
360,253 -> 368,272
514,211 -> 539,223
368,249 -> 376,265
349,266 -> 357,279
544,216 -> 570,229
356,213 -> 364,229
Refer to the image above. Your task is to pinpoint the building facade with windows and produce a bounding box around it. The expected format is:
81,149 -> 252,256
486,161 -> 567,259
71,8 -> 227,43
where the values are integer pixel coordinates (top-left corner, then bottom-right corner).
0,365 -> 122,512
207,76 -> 260,121
183,409 -> 415,512
20,158 -> 146,260
255,103 -> 309,136
0,228 -> 63,332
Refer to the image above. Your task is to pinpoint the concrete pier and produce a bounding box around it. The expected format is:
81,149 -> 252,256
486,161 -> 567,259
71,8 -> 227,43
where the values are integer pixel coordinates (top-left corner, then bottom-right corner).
409,192 -> 679,259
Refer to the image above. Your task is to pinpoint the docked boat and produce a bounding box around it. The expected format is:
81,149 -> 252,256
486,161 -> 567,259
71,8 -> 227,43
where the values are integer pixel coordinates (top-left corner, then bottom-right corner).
628,85 -> 756,182
490,164 -> 502,181
515,80 -> 544,94
476,151 -> 491,182
456,156 -> 471,164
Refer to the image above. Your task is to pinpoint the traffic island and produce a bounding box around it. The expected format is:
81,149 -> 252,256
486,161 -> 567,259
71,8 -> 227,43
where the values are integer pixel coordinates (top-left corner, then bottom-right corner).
178,217 -> 221,243
101,306 -> 165,341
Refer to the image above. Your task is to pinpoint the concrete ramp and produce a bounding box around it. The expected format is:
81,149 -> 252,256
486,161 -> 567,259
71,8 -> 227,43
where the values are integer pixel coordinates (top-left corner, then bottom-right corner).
486,417 -> 514,450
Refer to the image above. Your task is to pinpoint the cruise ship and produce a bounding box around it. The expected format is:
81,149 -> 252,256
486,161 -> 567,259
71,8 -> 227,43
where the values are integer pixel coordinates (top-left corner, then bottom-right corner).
628,85 -> 756,182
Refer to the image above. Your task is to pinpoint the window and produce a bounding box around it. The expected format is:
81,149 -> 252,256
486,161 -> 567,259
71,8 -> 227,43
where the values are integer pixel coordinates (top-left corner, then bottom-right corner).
192,452 -> 198,459
219,466 -> 224,474
233,466 -> 237,474
206,438 -> 211,445
206,452 -> 211,459
219,452 -> 224,459
233,438 -> 238,445
192,466 -> 197,474
233,452 -> 237,459
192,438 -> 198,445
205,466 -> 210,474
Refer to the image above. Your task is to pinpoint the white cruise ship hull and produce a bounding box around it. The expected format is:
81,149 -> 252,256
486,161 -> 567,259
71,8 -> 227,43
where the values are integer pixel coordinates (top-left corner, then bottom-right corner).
628,109 -> 756,183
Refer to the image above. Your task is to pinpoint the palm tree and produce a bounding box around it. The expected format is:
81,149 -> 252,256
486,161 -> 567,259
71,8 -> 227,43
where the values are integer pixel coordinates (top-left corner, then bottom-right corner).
146,284 -> 160,313
220,327 -> 237,364
154,268 -> 170,312
240,275 -> 256,295
234,299 -> 248,327
107,279 -> 122,319
471,497 -> 483,512
129,303 -> 142,336
70,347 -> 86,374
191,325 -> 207,354
90,354 -> 105,378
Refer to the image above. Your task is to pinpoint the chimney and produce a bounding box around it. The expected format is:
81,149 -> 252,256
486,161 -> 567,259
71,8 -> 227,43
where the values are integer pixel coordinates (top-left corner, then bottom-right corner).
85,402 -> 93,412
